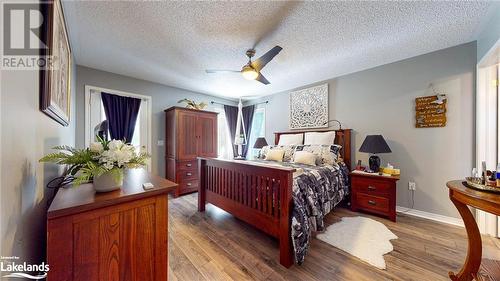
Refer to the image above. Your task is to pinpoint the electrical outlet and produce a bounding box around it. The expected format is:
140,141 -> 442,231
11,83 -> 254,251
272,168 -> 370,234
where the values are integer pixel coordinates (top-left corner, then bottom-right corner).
408,182 -> 416,191
157,140 -> 164,146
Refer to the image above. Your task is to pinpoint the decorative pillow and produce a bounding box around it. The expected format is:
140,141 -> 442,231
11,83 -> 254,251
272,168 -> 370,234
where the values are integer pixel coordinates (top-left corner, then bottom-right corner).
294,144 -> 342,165
265,149 -> 285,162
304,131 -> 336,145
259,145 -> 297,162
278,134 -> 303,145
293,151 -> 317,166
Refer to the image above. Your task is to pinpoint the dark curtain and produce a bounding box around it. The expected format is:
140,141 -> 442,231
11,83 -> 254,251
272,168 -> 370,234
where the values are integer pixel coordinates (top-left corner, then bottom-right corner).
224,105 -> 238,157
242,105 -> 255,157
224,104 -> 255,158
101,92 -> 141,143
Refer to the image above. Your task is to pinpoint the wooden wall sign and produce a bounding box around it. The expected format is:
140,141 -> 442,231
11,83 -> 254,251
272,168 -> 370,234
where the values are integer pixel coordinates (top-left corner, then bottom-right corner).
415,94 -> 447,128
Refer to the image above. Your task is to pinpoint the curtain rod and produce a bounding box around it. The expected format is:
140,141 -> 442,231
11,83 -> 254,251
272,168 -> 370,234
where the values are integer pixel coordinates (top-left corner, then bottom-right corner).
210,101 -> 269,106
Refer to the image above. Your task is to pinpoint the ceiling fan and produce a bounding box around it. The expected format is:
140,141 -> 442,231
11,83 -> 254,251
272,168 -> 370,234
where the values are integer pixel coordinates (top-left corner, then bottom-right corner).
206,46 -> 283,85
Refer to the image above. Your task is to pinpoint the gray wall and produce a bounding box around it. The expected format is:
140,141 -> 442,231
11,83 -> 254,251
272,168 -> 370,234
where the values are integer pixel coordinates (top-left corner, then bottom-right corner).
477,2 -> 500,62
248,42 -> 476,218
75,65 -> 236,176
1,64 -> 76,261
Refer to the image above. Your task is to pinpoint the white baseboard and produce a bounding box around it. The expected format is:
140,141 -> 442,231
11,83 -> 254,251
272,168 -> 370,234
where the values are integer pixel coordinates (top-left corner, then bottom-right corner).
396,206 -> 464,227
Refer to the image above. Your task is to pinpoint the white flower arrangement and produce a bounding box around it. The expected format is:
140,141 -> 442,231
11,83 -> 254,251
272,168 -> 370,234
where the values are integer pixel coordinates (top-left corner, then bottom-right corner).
40,137 -> 150,185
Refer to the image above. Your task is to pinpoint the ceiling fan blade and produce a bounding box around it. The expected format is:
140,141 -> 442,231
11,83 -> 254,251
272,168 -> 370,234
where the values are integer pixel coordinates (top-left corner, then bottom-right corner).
251,46 -> 283,71
255,73 -> 270,85
205,69 -> 240,74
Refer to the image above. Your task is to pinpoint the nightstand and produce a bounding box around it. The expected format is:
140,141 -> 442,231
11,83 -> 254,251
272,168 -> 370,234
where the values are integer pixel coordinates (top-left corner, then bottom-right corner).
350,172 -> 400,222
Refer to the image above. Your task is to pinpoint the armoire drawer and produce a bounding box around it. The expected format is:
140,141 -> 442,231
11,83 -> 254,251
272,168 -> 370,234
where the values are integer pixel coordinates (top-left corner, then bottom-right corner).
177,169 -> 198,181
179,180 -> 199,193
176,160 -> 198,171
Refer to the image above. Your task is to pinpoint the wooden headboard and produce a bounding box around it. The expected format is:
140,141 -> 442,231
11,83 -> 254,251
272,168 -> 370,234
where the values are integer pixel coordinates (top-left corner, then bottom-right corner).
274,129 -> 352,169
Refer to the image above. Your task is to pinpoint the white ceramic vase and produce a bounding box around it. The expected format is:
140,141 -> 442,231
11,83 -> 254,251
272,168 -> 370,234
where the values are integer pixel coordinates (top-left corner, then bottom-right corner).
93,169 -> 124,192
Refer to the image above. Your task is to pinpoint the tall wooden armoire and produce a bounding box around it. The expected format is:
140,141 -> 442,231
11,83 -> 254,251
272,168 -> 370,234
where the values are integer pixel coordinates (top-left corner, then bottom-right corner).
165,107 -> 218,197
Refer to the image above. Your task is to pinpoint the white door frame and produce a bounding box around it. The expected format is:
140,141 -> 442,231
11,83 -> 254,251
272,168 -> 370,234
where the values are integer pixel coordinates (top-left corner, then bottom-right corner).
84,85 -> 152,167
476,38 -> 500,237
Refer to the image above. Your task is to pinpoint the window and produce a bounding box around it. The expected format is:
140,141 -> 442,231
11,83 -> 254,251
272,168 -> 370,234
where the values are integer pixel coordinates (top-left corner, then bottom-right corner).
212,105 -> 265,159
248,107 -> 266,159
99,101 -> 141,153
85,86 -> 152,170
213,107 -> 233,159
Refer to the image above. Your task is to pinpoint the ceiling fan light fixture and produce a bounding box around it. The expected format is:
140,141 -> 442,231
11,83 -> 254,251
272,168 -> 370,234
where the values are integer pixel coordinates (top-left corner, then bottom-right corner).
241,65 -> 258,80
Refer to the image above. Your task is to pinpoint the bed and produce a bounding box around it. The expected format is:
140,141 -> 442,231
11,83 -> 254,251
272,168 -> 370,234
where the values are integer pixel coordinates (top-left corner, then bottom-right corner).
197,129 -> 351,267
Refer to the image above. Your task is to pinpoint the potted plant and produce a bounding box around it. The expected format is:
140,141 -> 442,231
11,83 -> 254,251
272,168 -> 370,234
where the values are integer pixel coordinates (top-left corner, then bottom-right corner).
40,138 -> 150,192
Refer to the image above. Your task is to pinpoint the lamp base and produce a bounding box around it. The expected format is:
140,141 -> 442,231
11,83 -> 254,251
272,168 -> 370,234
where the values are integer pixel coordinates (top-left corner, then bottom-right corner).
234,156 -> 246,160
369,155 -> 381,173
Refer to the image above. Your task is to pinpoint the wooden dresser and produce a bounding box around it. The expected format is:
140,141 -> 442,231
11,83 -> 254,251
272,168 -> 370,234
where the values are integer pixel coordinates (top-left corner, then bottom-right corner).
350,172 -> 399,221
165,106 -> 218,197
47,169 -> 177,281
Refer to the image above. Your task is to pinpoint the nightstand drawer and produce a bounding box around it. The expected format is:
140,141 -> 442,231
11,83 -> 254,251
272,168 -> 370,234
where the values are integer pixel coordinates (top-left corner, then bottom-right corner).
352,177 -> 392,195
356,193 -> 389,213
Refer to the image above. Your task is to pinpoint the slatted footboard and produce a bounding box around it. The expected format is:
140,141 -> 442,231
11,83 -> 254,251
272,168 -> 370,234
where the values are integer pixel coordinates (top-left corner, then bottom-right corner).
198,158 -> 296,267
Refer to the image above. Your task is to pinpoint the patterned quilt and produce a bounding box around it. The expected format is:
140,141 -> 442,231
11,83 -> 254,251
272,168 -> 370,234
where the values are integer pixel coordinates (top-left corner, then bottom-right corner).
289,161 -> 349,264
251,160 -> 350,264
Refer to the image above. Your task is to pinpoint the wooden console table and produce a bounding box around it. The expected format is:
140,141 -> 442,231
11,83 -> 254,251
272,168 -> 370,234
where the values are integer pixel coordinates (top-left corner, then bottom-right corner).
447,180 -> 500,281
47,169 -> 177,281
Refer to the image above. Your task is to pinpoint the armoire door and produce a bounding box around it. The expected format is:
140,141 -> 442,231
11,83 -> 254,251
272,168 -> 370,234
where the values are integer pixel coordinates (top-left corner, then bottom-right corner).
177,110 -> 199,160
197,113 -> 218,158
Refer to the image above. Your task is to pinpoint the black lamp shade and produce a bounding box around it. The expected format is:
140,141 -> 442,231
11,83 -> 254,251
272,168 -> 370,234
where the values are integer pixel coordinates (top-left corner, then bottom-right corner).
359,135 -> 391,154
253,137 -> 268,149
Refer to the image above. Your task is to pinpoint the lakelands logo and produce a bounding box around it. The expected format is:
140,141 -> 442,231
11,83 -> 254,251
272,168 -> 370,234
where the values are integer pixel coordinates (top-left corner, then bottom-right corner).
1,2 -> 54,70
0,256 -> 49,280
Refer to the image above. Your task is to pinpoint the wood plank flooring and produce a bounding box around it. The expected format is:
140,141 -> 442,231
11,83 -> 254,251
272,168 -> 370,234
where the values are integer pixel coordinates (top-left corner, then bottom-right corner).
168,193 -> 500,281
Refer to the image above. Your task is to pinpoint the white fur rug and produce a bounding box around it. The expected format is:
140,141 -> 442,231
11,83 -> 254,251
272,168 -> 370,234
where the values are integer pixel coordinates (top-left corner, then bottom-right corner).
316,216 -> 397,269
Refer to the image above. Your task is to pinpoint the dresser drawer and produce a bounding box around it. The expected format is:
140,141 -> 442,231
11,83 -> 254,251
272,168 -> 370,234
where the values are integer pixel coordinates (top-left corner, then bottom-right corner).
176,160 -> 198,171
179,179 -> 199,194
352,176 -> 392,195
177,169 -> 198,181
356,193 -> 389,214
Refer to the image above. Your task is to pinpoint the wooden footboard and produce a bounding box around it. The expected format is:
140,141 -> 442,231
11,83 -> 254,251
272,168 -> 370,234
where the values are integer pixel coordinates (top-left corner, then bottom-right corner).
198,158 -> 296,267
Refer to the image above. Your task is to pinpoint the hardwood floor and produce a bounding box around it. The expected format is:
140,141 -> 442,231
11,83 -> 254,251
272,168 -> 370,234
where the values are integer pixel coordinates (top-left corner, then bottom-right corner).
168,193 -> 500,281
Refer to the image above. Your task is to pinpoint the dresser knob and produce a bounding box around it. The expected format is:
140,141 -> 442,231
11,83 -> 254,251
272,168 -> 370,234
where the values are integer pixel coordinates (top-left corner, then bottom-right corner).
368,200 -> 376,205
186,172 -> 192,176
367,186 -> 376,191
186,163 -> 192,167
187,183 -> 192,186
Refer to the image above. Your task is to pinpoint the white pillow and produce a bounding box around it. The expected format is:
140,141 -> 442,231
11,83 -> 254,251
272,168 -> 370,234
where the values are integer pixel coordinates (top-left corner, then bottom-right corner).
304,131 -> 336,145
265,149 -> 285,162
278,134 -> 303,145
293,151 -> 317,166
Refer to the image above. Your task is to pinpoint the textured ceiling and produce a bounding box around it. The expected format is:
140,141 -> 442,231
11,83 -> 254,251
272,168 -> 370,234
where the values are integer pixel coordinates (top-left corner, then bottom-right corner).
62,1 -> 495,99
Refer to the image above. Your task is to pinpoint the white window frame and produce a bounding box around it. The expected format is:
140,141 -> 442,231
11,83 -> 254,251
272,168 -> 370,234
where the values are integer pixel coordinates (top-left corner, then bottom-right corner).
84,85 -> 152,170
248,105 -> 266,159
255,105 -> 266,136
211,105 -> 233,159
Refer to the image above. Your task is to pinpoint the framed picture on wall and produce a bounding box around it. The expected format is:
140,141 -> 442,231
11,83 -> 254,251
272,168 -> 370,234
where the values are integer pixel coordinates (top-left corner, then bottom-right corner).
40,0 -> 72,126
289,84 -> 329,129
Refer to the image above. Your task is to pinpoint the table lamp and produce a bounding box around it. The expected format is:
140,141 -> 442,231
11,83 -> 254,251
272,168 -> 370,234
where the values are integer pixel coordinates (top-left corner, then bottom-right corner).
359,135 -> 391,173
253,137 -> 268,158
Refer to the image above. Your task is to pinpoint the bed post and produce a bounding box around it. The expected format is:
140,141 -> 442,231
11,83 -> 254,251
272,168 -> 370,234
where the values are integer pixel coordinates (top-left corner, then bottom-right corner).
198,158 -> 206,212
279,170 -> 294,268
